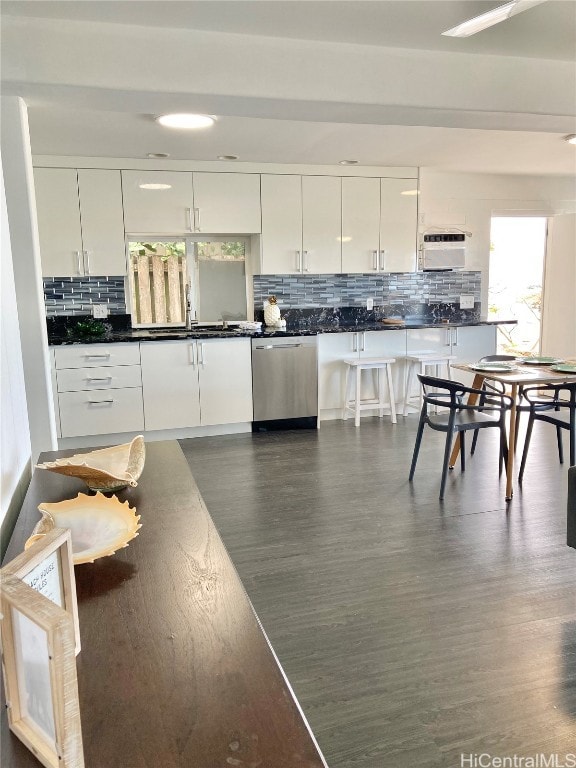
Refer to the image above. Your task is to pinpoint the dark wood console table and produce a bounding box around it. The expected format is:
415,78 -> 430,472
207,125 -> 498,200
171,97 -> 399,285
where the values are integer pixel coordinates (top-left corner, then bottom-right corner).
1,441 -> 327,768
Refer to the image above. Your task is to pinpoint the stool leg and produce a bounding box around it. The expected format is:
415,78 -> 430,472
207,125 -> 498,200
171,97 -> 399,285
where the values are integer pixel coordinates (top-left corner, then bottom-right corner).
386,363 -> 397,424
377,368 -> 385,418
403,362 -> 414,417
343,366 -> 352,420
355,366 -> 362,427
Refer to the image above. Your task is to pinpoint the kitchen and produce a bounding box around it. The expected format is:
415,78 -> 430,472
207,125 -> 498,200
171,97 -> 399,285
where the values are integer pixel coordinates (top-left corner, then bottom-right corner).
2,2 -> 576,766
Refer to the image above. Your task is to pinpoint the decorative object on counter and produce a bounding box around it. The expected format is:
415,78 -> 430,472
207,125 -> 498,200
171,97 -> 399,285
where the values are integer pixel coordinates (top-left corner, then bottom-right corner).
65,317 -> 109,340
25,492 -> 142,565
264,295 -> 281,327
2,528 -> 81,655
36,435 -> 145,492
0,575 -> 85,768
237,321 -> 262,331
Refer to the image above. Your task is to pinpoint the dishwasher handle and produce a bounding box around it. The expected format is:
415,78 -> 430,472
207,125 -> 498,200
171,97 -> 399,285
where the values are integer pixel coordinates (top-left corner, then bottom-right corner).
253,343 -> 304,349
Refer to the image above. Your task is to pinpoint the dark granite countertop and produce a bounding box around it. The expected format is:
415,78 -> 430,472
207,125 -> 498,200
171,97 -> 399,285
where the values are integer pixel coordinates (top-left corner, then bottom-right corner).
47,318 -> 517,345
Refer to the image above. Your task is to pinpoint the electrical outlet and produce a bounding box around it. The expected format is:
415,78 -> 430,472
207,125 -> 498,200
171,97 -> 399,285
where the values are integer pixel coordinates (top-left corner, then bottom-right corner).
366,298 -> 374,310
92,304 -> 108,319
459,295 -> 474,310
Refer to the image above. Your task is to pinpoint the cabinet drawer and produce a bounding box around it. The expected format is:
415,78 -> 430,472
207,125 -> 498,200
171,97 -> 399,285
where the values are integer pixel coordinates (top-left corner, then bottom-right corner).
57,365 -> 142,393
58,388 -> 144,438
54,344 -> 141,369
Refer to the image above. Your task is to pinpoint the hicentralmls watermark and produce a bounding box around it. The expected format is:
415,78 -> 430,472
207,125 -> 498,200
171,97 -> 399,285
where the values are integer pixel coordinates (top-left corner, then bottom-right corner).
461,755 -> 576,768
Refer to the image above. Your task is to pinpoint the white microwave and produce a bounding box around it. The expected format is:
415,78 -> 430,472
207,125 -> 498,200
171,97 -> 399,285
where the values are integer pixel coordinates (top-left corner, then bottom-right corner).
419,233 -> 466,271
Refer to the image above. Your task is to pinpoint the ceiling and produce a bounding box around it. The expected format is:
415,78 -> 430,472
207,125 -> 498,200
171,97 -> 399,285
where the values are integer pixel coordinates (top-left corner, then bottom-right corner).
2,0 -> 576,175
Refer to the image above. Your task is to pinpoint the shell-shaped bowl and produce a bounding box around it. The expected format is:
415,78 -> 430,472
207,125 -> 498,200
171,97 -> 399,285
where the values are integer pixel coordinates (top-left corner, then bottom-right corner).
35,435 -> 145,492
25,492 -> 142,565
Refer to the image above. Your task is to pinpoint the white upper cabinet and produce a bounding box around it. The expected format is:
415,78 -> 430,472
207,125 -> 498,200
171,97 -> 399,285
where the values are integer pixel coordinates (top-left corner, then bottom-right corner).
260,174 -> 342,274
192,172 -> 261,233
379,178 -> 418,273
341,177 -> 381,273
122,170 -> 194,234
34,167 -> 126,277
122,171 -> 261,235
77,170 -> 126,275
302,175 -> 342,274
260,174 -> 303,274
35,168 -> 83,276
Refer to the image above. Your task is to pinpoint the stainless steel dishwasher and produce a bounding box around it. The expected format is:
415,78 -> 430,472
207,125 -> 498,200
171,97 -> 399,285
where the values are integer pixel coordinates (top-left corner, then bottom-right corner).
251,336 -> 318,430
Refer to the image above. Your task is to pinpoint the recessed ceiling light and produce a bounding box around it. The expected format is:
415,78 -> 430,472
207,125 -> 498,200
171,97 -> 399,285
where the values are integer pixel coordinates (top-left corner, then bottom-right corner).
156,113 -> 215,129
147,152 -> 170,159
401,189 -> 420,196
564,134 -> 576,145
139,183 -> 173,190
338,160 -> 359,165
218,155 -> 239,161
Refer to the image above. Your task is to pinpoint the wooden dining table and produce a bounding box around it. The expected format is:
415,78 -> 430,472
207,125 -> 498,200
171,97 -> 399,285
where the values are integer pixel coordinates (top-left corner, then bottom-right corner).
450,360 -> 576,501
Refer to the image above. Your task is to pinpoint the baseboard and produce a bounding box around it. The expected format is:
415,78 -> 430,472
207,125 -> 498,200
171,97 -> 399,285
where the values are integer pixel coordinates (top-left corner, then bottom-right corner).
1,461 -> 32,561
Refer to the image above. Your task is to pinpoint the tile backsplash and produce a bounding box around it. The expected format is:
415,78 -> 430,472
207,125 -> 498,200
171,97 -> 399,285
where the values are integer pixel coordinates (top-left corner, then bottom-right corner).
43,276 -> 127,316
253,271 -> 481,309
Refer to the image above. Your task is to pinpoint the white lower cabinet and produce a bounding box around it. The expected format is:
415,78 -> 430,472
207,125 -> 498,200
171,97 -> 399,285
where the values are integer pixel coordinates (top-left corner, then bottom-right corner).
140,338 -> 253,431
54,343 -> 144,438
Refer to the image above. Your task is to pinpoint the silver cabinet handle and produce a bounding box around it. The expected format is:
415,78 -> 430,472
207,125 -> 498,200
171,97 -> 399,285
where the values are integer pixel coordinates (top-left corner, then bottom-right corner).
353,333 -> 358,353
188,342 -> 196,367
88,399 -> 114,405
445,329 -> 451,346
86,376 -> 112,382
84,353 -> 111,359
75,250 -> 83,275
295,250 -> 301,272
194,208 -> 200,232
361,332 -> 366,352
302,250 -> 309,272
186,207 -> 193,231
83,250 -> 91,275
379,250 -> 386,271
198,342 -> 205,366
453,327 -> 459,346
372,250 -> 378,271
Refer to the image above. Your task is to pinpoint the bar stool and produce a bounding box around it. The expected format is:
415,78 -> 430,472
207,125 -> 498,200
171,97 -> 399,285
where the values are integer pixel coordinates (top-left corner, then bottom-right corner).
343,357 -> 397,427
403,351 -> 456,416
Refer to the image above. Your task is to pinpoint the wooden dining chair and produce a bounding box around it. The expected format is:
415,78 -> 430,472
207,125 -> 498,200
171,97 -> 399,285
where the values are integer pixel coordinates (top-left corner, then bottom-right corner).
518,382 -> 576,482
409,374 -> 512,500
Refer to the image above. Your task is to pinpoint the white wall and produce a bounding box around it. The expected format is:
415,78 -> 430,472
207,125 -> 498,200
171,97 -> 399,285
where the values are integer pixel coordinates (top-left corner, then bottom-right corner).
541,214 -> 576,358
419,170 -> 576,314
1,158 -> 31,529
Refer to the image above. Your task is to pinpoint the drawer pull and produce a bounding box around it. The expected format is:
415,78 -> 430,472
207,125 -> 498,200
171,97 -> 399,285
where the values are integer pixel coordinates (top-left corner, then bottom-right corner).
88,399 -> 114,405
85,353 -> 111,359
86,376 -> 112,382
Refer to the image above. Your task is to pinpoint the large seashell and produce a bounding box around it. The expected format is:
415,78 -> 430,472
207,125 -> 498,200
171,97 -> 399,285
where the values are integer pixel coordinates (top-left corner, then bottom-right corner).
35,435 -> 145,492
26,492 -> 142,565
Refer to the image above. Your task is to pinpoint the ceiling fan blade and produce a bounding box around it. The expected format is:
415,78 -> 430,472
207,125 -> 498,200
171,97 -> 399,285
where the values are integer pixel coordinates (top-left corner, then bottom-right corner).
442,0 -> 548,37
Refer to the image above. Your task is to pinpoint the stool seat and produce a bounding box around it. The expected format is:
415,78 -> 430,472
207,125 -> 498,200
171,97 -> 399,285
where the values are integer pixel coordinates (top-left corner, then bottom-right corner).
343,358 -> 397,427
403,353 -> 456,416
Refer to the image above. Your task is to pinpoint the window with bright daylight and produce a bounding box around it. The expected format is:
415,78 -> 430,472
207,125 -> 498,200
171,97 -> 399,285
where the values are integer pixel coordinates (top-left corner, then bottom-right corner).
488,217 -> 547,356
128,238 -> 248,327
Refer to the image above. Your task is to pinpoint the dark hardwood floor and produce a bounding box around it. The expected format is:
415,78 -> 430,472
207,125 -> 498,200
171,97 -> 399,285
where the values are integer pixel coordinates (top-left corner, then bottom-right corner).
179,416 -> 576,768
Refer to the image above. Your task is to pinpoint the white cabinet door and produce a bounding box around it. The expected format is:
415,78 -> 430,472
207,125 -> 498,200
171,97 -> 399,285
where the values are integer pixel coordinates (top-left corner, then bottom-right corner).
317,332 -> 359,412
122,171 -> 194,234
198,339 -> 253,425
260,174 -> 303,274
450,325 -> 497,385
140,341 -> 201,431
77,170 -> 126,275
192,173 -> 261,234
34,167 -> 83,276
380,178 -> 418,273
341,177 -> 381,273
58,388 -> 144,438
302,176 -> 342,274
